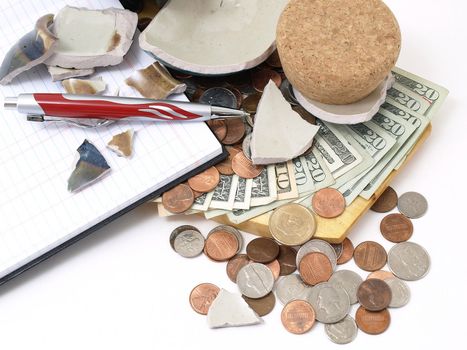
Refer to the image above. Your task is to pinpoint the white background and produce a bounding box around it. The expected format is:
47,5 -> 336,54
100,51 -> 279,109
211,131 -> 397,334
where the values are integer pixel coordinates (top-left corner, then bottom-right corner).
1,0 -> 466,349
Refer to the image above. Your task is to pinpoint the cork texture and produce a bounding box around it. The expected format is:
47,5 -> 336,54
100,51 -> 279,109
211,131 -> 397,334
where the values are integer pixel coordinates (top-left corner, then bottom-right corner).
276,0 -> 401,105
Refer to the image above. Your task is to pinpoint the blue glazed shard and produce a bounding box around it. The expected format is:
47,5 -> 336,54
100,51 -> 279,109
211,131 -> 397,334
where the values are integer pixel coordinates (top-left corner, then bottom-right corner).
67,139 -> 111,193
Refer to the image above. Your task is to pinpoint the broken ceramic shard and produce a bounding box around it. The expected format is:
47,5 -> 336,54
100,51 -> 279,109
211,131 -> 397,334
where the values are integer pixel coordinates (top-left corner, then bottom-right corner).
107,129 -> 135,158
207,289 -> 262,328
294,74 -> 395,125
250,80 -> 320,165
68,139 -> 111,193
62,77 -> 106,95
45,6 -> 137,69
47,66 -> 94,81
123,61 -> 186,99
0,14 -> 57,85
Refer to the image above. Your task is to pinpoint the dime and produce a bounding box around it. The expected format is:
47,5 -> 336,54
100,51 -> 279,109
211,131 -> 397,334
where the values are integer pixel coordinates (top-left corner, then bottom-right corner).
357,279 -> 392,311
204,229 -> 239,262
275,274 -> 310,305
353,241 -> 387,271
246,237 -> 280,263
292,105 -> 316,125
299,252 -> 333,286
161,183 -> 194,213
242,133 -> 252,160
337,238 -> 354,265
226,254 -> 250,283
251,68 -> 282,92
169,225 -> 200,250
209,225 -> 243,254
281,300 -> 316,334
398,191 -> 428,218
231,151 -> 264,178
187,166 -> 220,193
280,79 -> 299,106
388,241 -> 430,281
265,49 -> 282,68
367,270 -> 394,280
265,259 -> 281,280
325,315 -> 358,344
329,269 -> 363,304
246,113 -> 255,128
355,306 -> 391,335
269,203 -> 316,246
189,283 -> 220,315
222,118 -> 246,145
370,186 -> 398,213
242,292 -> 276,316
241,93 -> 262,114
386,278 -> 411,308
199,87 -> 237,108
380,213 -> 413,243
206,119 -> 227,142
331,242 -> 343,259
307,282 -> 350,324
311,188 -> 346,218
296,239 -> 337,271
214,147 -> 238,175
236,263 -> 274,299
174,229 -> 205,258
277,245 -> 297,275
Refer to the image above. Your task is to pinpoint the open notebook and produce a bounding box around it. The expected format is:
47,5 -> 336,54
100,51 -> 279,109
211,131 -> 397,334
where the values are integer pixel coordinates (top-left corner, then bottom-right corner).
0,0 -> 224,284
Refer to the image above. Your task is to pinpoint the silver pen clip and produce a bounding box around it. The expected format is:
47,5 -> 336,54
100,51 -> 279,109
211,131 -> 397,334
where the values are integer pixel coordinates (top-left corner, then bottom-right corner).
27,114 -> 114,128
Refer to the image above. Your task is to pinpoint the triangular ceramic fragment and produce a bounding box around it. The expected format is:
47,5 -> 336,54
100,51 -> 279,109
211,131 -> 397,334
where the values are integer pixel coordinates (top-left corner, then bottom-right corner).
62,77 -> 106,95
250,80 -> 320,165
47,66 -> 94,81
107,129 -> 135,158
207,289 -> 262,328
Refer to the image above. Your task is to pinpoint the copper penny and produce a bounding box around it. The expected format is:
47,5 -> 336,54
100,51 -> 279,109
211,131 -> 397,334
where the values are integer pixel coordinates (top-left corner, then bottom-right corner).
204,230 -> 239,262
355,306 -> 391,335
232,151 -> 264,179
370,186 -> 398,213
192,189 -> 204,199
337,238 -> 354,265
367,270 -> 394,281
292,105 -> 316,125
251,68 -> 282,92
246,237 -> 280,263
226,254 -> 250,283
266,49 -> 282,68
189,283 -> 220,315
187,166 -> 220,193
226,87 -> 243,109
265,259 -> 281,280
222,118 -> 246,145
380,213 -> 413,243
277,245 -> 297,275
242,292 -> 276,317
311,188 -> 346,218
206,119 -> 227,142
281,300 -> 316,334
214,147 -> 239,175
299,252 -> 333,286
161,184 -> 194,214
353,241 -> 387,271
191,88 -> 205,102
357,278 -> 392,311
242,93 -> 262,114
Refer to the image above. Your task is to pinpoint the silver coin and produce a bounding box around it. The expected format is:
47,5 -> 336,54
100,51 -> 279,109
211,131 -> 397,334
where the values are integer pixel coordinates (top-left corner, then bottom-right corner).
331,243 -> 343,259
307,282 -> 350,324
325,315 -> 358,344
280,79 -> 299,106
209,225 -> 243,254
275,274 -> 311,305
328,270 -> 363,304
169,225 -> 200,250
296,239 -> 337,271
388,242 -> 430,281
246,113 -> 255,128
242,133 -> 252,160
173,229 -> 205,258
386,278 -> 411,308
199,87 -> 237,109
397,191 -> 428,219
236,262 -> 274,299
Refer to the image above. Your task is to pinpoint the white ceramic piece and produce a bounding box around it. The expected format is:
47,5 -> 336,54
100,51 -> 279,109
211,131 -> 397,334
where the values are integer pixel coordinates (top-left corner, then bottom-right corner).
62,77 -> 106,95
294,74 -> 395,125
207,289 -> 262,328
47,66 -> 94,81
46,6 -> 137,69
139,0 -> 288,75
251,80 -> 320,165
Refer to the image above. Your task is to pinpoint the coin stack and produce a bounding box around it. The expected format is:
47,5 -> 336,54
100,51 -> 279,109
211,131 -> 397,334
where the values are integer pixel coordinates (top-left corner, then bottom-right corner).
170,186 -> 430,344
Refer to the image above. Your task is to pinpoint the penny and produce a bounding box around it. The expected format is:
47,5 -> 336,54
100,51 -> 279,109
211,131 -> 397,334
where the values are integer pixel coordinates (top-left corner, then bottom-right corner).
329,269 -> 363,304
277,245 -> 297,275
311,188 -> 346,218
370,186 -> 398,213
199,87 -> 237,109
275,274 -> 310,305
210,225 -> 243,254
357,278 -> 392,311
204,229 -> 239,262
265,259 -> 281,280
226,86 -> 243,108
174,229 -> 205,258
367,270 -> 394,280
325,315 -> 358,344
386,278 -> 411,308
355,306 -> 391,335
161,184 -> 194,213
296,239 -> 337,271
169,225 -> 200,250
187,166 -> 220,193
398,191 -> 428,218
226,254 -> 250,283
299,252 -> 333,286
251,68 -> 282,92
292,105 -> 316,125
189,283 -> 220,315
331,242 -> 343,259
337,238 -> 354,265
232,151 -> 264,178
388,241 -> 430,281
236,263 -> 274,299
191,88 -> 205,102
307,282 -> 350,324
192,189 -> 204,199
225,70 -> 251,88
269,203 -> 316,246
214,147 -> 238,175
281,300 -> 316,334
206,119 -> 227,142
242,292 -> 276,316
222,118 -> 246,145
353,241 -> 387,271
242,133 -> 252,160
241,93 -> 262,113
265,49 -> 282,68
246,237 -> 280,263
380,213 -> 413,243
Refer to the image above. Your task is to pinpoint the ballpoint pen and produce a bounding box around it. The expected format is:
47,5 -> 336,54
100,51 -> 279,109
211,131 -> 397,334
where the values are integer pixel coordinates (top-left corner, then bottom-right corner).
3,93 -> 249,127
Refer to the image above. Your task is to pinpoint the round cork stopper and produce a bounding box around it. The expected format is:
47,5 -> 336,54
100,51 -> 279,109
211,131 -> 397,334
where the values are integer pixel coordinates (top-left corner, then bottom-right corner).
276,0 -> 401,105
